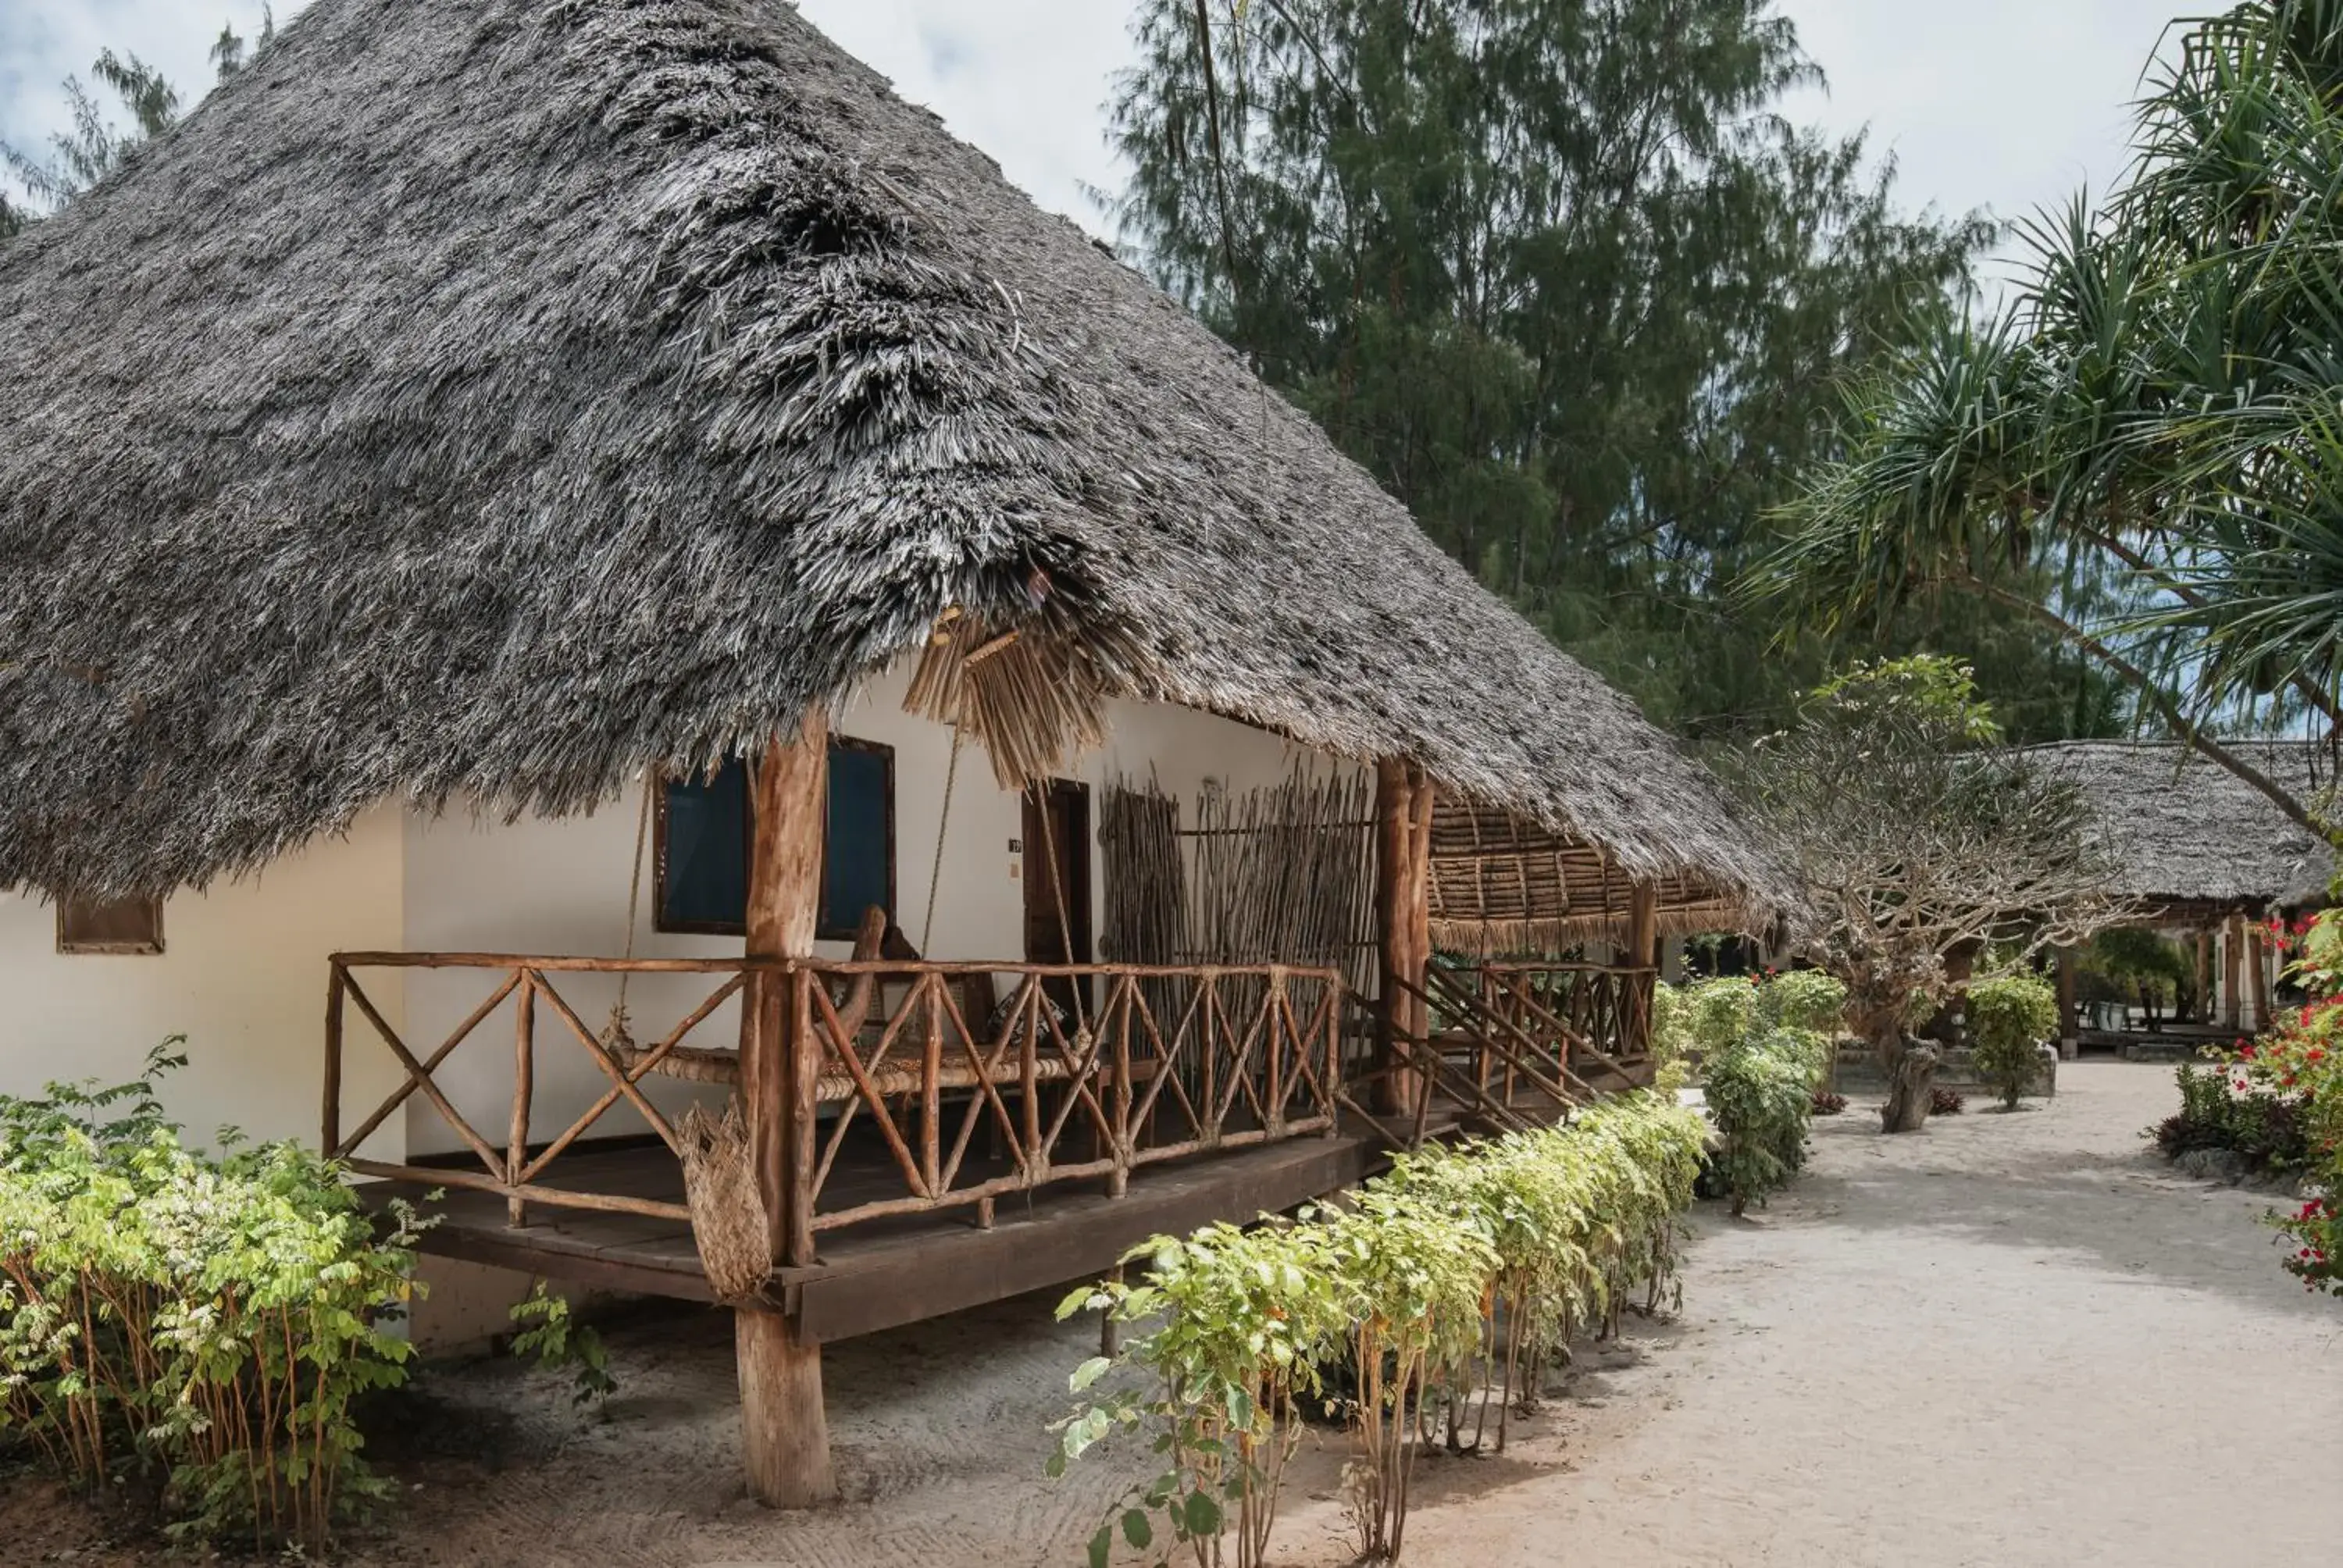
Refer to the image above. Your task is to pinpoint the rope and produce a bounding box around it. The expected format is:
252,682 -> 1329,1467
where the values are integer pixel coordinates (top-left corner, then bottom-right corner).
922,725 -> 964,956
604,776 -> 654,1051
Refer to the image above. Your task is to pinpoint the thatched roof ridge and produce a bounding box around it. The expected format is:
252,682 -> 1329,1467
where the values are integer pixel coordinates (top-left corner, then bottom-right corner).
2020,740 -> 2336,911
0,0 -> 1785,913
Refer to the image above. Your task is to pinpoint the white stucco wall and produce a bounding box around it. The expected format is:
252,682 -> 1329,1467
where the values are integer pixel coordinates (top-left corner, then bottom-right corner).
0,809 -> 408,1159
398,661 -> 1340,1155
0,673 -> 1350,1167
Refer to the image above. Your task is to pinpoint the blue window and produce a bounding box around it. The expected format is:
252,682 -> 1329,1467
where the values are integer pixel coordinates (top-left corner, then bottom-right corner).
655,739 -> 895,939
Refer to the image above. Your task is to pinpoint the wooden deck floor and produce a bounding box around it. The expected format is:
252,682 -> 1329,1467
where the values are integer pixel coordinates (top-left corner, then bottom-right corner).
361,1132 -> 1385,1343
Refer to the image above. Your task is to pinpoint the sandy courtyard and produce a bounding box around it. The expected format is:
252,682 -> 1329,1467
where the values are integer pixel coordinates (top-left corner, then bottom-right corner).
9,1061 -> 2340,1566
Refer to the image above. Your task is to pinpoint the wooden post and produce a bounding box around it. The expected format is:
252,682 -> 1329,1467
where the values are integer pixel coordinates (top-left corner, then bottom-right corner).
2053,946 -> 2078,1052
1375,760 -> 1432,1119
1626,886 -> 1658,1059
2195,929 -> 2215,1024
323,962 -> 347,1156
2222,914 -> 2244,1032
736,715 -> 838,1509
2250,921 -> 2272,1033
508,974 -> 536,1228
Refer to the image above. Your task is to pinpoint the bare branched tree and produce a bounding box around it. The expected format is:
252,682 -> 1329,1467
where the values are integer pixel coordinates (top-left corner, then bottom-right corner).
1732,659 -> 2128,1131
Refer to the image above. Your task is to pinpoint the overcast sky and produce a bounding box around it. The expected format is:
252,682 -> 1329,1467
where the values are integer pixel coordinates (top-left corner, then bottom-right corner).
4,0 -> 2186,280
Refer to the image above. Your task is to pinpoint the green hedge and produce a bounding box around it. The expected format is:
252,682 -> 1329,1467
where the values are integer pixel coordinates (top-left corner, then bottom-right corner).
1052,1089 -> 1708,1566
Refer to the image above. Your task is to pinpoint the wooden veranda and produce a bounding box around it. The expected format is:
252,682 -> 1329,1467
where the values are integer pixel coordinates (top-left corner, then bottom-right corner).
329,734 -> 1667,1506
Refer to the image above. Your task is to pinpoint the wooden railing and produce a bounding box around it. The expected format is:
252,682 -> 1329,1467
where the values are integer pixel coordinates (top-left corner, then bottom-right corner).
322,954 -> 1343,1253
1469,961 -> 1655,1085
1346,960 -> 1656,1147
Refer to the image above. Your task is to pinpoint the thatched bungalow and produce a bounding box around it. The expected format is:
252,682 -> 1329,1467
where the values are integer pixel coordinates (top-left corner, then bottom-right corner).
0,0 -> 1784,1502
2026,740 -> 2336,1041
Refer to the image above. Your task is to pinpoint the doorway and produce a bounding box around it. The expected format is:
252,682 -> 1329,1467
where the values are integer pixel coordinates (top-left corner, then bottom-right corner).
1022,779 -> 1093,1019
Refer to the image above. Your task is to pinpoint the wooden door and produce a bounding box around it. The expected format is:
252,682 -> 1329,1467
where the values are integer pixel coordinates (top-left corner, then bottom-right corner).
1023,780 -> 1093,1017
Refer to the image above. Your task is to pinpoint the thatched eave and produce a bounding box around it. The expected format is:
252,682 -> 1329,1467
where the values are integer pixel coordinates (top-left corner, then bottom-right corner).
0,0 -> 1781,921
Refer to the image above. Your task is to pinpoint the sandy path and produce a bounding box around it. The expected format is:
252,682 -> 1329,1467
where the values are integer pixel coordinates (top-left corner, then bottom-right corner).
9,1063 -> 2338,1566
1401,1062 -> 2343,1566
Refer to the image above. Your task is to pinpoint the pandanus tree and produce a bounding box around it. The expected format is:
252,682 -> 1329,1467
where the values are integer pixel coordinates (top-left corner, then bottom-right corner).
1731,658 -> 2125,1131
1752,0 -> 2343,831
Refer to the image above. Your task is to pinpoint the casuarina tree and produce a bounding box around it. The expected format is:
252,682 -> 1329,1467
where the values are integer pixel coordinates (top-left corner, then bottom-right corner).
1107,0 -> 2122,742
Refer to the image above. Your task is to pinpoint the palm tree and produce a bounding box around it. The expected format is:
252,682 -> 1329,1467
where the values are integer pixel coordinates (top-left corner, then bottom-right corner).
1752,0 -> 2343,834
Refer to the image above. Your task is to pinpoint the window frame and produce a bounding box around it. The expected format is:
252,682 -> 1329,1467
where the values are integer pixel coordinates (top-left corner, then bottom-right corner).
55,893 -> 166,957
649,737 -> 898,942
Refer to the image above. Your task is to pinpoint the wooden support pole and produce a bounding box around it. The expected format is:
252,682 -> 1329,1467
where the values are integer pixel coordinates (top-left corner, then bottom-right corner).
736,715 -> 837,1509
2223,914 -> 2244,1032
2053,946 -> 2078,1049
2250,921 -> 2272,1033
1375,760 -> 1432,1119
736,1307 -> 833,1510
508,975 -> 535,1228
322,963 -> 347,1156
2195,929 -> 2214,1024
1626,886 -> 1658,1059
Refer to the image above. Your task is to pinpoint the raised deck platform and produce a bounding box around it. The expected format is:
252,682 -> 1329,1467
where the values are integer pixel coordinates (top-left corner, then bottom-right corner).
362,1131 -> 1385,1343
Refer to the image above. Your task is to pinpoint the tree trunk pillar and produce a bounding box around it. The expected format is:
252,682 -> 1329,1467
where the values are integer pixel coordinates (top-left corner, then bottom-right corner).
736,715 -> 837,1508
1375,759 -> 1433,1121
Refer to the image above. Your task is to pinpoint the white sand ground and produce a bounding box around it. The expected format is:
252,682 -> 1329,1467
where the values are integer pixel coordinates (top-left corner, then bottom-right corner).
12,1061 -> 2340,1566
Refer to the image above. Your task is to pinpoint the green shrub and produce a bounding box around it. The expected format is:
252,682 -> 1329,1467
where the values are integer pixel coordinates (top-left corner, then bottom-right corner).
1966,976 -> 2059,1108
1054,1091 -> 1707,1566
1702,1028 -> 1817,1216
1680,978 -> 1759,1058
1755,970 -> 1847,1036
0,1046 -> 427,1552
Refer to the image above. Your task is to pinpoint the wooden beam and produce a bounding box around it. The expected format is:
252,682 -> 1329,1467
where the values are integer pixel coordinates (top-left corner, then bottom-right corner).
737,716 -> 838,1509
1375,760 -> 1431,1117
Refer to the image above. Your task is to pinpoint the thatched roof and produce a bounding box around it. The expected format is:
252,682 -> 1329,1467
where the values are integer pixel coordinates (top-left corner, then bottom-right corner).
2021,741 -> 2337,915
0,0 -> 1785,917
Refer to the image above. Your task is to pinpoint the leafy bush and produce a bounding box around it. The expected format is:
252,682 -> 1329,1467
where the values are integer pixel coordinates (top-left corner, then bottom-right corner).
1966,975 -> 2058,1108
1930,1086 -> 1966,1116
1054,1220 -> 1349,1568
1054,1092 -> 1707,1566
1677,978 -> 1760,1060
511,1281 -> 616,1407
1755,970 -> 1847,1036
1701,1029 -> 1815,1216
2152,1061 -> 2313,1170
2259,914 -> 2343,1295
0,1046 -> 428,1552
1810,1090 -> 1848,1117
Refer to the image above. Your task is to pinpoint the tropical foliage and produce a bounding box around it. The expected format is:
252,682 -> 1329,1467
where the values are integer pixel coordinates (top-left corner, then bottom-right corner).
2238,911 -> 2341,1292
1664,969 -> 1840,1213
1964,975 -> 2059,1108
1760,0 -> 2343,826
0,1046 -> 428,1551
1052,1090 -> 1706,1566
